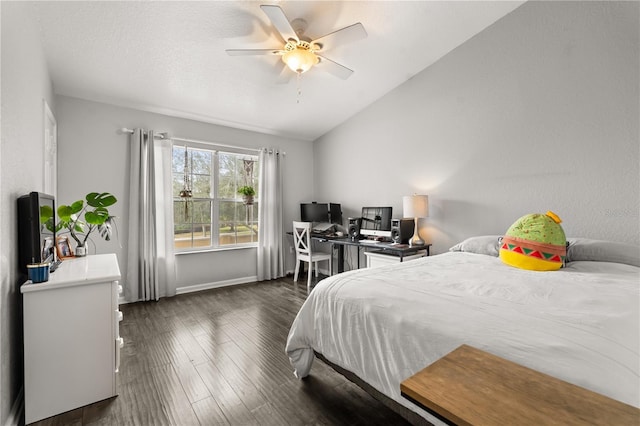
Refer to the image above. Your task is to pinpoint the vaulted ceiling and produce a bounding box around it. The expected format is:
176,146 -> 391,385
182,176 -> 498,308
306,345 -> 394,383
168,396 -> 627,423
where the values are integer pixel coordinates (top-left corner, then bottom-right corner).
31,1 -> 524,141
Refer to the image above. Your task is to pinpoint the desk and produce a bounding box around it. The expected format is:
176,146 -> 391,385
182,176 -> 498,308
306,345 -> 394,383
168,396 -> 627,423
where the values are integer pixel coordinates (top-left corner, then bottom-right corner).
312,236 -> 431,274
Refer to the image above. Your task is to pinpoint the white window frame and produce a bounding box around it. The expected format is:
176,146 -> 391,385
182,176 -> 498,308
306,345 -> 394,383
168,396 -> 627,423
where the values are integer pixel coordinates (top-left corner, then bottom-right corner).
172,138 -> 259,253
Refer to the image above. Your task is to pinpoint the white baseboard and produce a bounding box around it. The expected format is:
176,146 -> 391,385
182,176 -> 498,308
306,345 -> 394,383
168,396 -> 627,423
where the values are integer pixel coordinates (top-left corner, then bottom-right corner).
176,276 -> 259,295
116,275 -> 262,303
5,386 -> 23,426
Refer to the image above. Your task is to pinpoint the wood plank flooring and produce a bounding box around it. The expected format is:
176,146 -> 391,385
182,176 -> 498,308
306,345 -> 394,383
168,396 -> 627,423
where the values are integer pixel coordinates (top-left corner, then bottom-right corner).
31,276 -> 410,425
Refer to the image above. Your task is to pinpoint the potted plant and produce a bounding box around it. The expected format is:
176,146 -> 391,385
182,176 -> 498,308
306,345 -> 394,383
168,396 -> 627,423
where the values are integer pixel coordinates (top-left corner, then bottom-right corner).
56,192 -> 118,256
237,185 -> 255,205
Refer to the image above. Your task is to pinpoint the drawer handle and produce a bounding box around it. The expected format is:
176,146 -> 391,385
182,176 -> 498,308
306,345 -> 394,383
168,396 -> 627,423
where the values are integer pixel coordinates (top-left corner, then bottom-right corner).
115,337 -> 124,373
117,311 -> 123,322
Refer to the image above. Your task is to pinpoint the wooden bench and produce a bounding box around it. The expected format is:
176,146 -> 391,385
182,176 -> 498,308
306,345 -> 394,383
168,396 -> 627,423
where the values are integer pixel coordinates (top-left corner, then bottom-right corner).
400,344 -> 639,426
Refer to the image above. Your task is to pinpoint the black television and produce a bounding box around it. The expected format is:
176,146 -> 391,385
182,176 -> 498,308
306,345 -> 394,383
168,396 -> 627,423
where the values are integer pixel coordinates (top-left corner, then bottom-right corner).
18,192 -> 56,273
360,206 -> 393,238
300,202 -> 329,223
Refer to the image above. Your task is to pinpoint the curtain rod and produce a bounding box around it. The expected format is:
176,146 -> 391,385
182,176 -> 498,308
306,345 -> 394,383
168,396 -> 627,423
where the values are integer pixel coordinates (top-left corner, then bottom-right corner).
119,127 -> 168,139
119,128 -> 284,155
262,148 -> 286,156
171,136 -> 263,155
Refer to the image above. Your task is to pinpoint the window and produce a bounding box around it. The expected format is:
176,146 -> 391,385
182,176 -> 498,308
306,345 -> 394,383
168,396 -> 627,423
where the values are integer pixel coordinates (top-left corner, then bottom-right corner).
172,142 -> 259,251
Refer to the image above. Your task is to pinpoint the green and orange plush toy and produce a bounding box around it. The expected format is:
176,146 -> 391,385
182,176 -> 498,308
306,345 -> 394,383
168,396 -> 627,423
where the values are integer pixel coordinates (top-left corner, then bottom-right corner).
499,211 -> 566,271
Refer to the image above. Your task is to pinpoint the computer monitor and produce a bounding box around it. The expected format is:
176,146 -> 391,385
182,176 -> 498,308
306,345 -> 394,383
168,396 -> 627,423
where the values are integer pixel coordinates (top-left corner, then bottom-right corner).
329,203 -> 343,225
360,206 -> 393,238
300,203 -> 329,223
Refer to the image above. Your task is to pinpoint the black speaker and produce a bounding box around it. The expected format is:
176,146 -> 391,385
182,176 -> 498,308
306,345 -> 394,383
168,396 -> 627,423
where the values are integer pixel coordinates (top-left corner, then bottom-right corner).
391,218 -> 414,244
348,217 -> 362,241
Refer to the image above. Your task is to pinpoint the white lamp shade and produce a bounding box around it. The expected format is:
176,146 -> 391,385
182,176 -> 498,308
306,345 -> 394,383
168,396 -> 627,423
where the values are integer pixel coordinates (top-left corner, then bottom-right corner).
403,195 -> 429,218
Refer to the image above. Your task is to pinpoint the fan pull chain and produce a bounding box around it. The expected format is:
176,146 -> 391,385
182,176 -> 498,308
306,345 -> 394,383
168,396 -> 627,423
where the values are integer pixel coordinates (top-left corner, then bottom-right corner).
296,72 -> 302,104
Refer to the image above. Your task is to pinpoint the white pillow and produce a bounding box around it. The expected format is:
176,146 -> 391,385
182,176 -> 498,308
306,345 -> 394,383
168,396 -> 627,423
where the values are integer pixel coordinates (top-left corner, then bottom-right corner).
449,235 -> 501,257
566,238 -> 640,267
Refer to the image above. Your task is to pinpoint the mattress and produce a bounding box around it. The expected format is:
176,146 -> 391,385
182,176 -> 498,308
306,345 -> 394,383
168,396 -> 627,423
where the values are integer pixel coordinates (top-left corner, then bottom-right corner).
285,252 -> 640,423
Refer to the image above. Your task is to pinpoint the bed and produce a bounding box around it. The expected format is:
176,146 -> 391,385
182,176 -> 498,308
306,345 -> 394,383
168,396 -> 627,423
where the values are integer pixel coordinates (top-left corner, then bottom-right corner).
285,237 -> 640,425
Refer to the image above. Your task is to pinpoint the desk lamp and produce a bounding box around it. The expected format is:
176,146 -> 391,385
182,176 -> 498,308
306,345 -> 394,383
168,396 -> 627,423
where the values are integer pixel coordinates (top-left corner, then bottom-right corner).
403,195 -> 428,247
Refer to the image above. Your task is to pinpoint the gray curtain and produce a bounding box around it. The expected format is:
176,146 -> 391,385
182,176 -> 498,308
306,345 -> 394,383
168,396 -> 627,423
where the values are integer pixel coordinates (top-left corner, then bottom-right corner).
256,148 -> 284,280
125,129 -> 176,301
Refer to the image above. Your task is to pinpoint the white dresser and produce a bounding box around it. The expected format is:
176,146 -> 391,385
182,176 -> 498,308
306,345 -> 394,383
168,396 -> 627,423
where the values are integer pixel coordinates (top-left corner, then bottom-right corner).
21,253 -> 123,424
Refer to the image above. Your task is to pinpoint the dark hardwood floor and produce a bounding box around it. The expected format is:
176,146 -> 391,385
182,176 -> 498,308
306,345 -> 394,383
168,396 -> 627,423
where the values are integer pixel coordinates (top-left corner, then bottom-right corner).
32,275 -> 410,425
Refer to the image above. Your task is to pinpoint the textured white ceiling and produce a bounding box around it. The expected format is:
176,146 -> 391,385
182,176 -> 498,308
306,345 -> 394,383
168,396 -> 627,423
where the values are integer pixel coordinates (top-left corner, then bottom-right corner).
30,1 -> 524,141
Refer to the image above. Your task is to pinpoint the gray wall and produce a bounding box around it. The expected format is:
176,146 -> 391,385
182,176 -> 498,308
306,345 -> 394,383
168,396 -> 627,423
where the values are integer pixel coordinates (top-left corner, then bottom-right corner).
314,1 -> 639,254
55,96 -> 313,298
0,2 -> 56,423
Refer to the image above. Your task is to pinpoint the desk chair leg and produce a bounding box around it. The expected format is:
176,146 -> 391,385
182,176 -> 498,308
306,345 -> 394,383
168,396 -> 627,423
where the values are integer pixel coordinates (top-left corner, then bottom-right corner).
294,259 -> 300,282
307,265 -> 312,291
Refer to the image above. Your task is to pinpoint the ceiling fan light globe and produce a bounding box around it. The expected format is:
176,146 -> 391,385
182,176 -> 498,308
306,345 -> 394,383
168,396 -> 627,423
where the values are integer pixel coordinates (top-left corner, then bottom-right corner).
282,47 -> 318,74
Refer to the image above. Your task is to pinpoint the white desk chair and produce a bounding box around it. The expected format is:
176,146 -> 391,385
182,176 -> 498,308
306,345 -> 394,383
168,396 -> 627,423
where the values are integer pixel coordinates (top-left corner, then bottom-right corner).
293,221 -> 332,291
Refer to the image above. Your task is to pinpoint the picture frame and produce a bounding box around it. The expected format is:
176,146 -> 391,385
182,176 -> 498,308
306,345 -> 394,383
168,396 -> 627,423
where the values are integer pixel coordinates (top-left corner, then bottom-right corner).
56,236 -> 74,259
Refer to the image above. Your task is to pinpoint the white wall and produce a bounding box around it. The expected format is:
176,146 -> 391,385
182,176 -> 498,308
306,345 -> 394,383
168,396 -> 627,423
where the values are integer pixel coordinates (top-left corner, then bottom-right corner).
314,1 -> 639,254
55,96 -> 312,300
0,2 -> 56,423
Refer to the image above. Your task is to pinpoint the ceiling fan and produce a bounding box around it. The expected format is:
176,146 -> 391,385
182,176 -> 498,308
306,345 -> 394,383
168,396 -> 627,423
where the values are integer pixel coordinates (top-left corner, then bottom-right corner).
226,5 -> 367,81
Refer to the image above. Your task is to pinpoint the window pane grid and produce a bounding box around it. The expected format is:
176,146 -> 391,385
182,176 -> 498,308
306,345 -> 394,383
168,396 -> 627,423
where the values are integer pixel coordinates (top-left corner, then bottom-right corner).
172,144 -> 258,251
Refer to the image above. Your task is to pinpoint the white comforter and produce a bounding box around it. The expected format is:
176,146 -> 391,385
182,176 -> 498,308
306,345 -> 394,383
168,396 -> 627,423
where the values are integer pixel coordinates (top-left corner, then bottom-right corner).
286,252 -> 640,422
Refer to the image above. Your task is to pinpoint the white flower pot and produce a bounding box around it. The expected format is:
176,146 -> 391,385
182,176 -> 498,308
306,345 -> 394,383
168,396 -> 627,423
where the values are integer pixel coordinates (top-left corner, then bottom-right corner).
75,245 -> 88,257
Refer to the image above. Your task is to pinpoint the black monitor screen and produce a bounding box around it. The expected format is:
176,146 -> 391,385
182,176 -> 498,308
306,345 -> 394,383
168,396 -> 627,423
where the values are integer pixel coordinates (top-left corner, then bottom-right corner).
300,203 -> 329,223
360,207 -> 393,231
329,203 -> 342,225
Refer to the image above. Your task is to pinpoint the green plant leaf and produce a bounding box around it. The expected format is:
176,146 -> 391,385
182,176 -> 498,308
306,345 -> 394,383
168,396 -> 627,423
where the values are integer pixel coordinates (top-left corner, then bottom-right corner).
70,200 -> 84,214
237,186 -> 255,196
58,201 -> 83,220
57,205 -> 73,221
85,208 -> 109,225
86,192 -> 117,208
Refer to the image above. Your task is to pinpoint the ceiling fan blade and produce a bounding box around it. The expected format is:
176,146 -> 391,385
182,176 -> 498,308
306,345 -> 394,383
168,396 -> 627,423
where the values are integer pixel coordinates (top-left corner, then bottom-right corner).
260,5 -> 298,43
226,49 -> 284,56
316,55 -> 354,80
275,64 -> 293,85
311,23 -> 367,51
